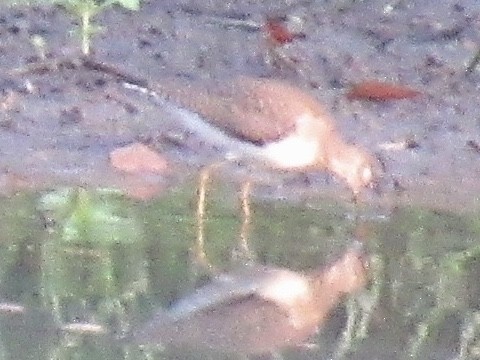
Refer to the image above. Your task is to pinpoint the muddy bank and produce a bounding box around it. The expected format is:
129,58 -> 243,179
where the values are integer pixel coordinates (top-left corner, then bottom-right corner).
1,0 -> 480,212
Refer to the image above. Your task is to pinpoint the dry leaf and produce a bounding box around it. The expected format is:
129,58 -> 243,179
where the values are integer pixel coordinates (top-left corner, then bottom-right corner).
347,80 -> 421,101
110,143 -> 168,174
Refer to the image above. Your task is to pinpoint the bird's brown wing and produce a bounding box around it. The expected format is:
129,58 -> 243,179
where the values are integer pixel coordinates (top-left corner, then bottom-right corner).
152,76 -> 330,144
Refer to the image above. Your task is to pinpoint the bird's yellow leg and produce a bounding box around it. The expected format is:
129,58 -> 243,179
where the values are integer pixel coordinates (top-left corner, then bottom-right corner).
193,165 -> 215,273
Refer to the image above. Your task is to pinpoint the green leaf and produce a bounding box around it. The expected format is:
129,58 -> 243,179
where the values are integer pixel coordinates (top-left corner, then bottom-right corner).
108,0 -> 140,10
38,187 -> 142,245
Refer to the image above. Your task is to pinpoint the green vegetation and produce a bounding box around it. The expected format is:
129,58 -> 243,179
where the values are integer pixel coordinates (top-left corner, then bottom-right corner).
55,0 -> 140,55
7,0 -> 141,55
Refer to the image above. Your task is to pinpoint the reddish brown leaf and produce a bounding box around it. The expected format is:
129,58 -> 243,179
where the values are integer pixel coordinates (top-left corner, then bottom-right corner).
346,80 -> 421,101
263,18 -> 296,46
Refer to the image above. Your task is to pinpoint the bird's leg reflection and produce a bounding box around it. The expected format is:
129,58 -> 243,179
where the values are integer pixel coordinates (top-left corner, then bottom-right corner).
236,180 -> 256,264
194,163 -> 257,272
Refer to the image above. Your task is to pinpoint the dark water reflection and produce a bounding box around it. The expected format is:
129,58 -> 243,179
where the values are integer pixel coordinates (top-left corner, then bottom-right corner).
0,185 -> 479,360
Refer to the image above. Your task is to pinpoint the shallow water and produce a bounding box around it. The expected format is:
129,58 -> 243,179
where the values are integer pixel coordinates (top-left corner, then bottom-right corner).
0,184 -> 478,360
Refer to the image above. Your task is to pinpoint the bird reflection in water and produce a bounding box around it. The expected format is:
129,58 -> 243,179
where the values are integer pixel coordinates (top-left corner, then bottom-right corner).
133,243 -> 368,357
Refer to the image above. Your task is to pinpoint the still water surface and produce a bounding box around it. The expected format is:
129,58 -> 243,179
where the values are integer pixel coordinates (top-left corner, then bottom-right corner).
0,182 -> 478,360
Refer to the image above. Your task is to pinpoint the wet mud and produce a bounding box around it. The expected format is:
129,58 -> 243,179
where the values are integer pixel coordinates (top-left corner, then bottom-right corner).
1,0 -> 480,212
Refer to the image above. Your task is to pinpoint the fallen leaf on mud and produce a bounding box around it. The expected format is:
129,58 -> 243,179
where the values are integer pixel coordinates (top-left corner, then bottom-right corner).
110,143 -> 168,174
346,80 -> 421,101
263,18 -> 296,45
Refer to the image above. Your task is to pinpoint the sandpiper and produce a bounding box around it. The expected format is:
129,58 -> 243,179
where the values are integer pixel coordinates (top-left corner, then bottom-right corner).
133,244 -> 368,355
125,76 -> 378,266
151,75 -> 376,195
